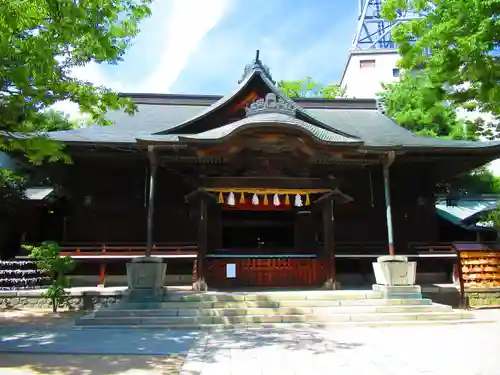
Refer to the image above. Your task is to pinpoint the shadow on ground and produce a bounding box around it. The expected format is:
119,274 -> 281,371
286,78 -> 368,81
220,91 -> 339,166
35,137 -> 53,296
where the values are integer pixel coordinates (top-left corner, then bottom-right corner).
0,326 -> 200,355
0,310 -> 85,328
0,353 -> 185,375
196,326 -> 364,364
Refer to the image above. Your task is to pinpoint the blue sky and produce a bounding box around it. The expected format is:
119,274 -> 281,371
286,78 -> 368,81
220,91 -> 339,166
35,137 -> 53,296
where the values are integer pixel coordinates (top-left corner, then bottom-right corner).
62,0 -> 358,104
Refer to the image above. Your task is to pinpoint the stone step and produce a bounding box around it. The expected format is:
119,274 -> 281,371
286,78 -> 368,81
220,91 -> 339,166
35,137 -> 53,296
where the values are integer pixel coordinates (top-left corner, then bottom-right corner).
77,311 -> 474,326
92,304 -> 452,318
167,290 -> 384,302
75,319 -> 494,330
113,298 -> 433,310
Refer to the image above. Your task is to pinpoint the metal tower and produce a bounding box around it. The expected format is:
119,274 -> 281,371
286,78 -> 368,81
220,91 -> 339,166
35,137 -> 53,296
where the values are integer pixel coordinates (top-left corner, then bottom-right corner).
351,0 -> 424,50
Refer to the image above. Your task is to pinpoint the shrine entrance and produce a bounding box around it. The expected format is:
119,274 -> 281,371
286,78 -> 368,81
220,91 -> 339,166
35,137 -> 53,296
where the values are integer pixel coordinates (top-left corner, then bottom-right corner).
189,185 -> 352,290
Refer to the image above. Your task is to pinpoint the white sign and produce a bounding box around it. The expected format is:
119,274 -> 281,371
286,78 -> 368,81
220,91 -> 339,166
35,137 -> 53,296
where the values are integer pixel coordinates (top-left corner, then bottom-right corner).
226,263 -> 236,278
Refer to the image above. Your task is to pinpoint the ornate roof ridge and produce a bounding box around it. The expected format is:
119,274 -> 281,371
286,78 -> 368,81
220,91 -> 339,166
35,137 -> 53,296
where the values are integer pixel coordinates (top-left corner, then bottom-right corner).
238,50 -> 275,84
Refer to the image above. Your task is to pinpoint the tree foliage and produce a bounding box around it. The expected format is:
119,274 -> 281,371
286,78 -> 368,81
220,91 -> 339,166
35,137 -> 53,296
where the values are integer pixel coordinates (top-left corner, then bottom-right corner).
382,0 -> 500,118
378,72 -> 472,139
24,110 -> 75,133
0,0 -> 152,166
278,77 -> 346,99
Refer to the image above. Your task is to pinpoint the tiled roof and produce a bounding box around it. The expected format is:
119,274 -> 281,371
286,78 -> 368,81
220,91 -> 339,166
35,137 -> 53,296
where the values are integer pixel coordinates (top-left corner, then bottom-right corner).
45,59 -> 500,151
48,101 -> 500,150
176,112 -> 362,144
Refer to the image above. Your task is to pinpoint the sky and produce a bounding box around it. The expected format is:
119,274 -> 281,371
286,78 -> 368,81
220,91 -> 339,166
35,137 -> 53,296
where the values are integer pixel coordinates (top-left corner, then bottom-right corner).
54,0 -> 358,115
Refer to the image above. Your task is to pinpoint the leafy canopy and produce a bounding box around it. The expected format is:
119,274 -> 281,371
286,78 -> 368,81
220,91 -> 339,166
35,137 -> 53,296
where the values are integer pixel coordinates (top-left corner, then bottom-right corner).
0,0 -> 152,166
382,0 -> 500,117
278,78 -> 346,99
378,72 -> 472,139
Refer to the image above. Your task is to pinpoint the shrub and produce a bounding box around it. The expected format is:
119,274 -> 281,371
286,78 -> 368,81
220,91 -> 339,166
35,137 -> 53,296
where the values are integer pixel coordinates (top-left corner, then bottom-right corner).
23,242 -> 75,312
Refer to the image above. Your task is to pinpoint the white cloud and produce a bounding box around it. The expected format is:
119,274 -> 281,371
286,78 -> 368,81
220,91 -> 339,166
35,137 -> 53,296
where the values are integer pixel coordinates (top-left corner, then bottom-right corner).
51,63 -> 124,121
139,0 -> 229,93
51,0 -> 230,119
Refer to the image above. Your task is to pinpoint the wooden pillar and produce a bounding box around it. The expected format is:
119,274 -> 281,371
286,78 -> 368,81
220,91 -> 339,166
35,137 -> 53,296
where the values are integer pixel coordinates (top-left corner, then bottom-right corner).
145,145 -> 157,258
194,196 -> 208,291
322,198 -> 336,289
99,263 -> 106,285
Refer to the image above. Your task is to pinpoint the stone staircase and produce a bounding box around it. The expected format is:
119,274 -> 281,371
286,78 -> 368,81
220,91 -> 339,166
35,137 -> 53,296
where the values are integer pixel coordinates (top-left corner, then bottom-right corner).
75,289 -> 483,329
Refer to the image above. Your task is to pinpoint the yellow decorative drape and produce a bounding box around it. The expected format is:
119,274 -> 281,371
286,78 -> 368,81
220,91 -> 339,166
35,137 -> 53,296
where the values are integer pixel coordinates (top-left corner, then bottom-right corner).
206,187 -> 330,195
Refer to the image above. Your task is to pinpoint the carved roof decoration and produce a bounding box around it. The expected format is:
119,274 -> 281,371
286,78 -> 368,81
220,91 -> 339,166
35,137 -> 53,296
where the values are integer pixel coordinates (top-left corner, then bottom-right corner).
245,93 -> 296,117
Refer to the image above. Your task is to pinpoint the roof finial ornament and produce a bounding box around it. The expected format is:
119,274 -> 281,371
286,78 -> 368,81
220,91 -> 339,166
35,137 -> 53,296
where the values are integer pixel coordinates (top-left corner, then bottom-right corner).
238,50 -> 275,84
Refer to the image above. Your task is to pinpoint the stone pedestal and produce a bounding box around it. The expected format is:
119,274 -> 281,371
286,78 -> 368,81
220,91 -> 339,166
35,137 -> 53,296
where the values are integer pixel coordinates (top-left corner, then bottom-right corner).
373,284 -> 422,299
372,255 -> 416,286
126,257 -> 166,302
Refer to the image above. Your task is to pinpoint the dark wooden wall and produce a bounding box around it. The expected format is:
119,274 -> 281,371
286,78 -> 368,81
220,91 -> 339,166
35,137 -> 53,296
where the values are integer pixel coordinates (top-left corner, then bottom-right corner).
333,164 -> 439,251
22,152 -> 441,252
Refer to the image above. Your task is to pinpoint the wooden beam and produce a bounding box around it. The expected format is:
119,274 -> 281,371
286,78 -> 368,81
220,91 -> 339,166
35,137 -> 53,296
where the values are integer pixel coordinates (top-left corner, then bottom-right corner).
194,197 -> 208,291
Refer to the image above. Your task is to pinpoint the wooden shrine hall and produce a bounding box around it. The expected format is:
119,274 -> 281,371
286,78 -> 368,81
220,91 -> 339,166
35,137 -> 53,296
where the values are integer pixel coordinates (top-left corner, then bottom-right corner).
14,52 -> 500,290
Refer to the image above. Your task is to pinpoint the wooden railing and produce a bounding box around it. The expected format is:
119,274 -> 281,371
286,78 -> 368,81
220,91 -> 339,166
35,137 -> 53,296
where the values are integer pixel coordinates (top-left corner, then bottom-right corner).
335,242 -> 387,255
407,242 -> 455,254
17,242 -> 198,259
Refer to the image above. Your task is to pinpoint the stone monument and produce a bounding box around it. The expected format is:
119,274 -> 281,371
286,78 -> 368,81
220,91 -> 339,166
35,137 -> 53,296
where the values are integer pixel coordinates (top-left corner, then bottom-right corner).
126,257 -> 167,302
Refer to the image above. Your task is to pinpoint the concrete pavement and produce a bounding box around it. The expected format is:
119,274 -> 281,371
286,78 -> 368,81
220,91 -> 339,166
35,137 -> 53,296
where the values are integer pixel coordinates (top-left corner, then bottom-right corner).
181,316 -> 500,375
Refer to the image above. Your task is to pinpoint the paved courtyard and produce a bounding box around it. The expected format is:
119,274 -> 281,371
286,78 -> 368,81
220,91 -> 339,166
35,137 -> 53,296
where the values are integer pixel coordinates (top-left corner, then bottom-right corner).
1,309 -> 500,374
182,314 -> 500,375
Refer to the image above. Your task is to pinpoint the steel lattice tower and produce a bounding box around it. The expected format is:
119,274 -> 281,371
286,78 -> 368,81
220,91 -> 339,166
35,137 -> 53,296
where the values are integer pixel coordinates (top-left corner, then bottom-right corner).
351,0 -> 423,50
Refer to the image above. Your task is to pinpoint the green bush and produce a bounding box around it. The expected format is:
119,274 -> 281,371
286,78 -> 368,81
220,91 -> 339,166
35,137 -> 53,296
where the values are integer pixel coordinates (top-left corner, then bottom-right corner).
23,241 -> 75,312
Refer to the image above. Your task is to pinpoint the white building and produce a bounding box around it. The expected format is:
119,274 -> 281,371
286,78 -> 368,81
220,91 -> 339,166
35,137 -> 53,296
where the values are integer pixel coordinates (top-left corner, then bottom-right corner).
340,49 -> 400,99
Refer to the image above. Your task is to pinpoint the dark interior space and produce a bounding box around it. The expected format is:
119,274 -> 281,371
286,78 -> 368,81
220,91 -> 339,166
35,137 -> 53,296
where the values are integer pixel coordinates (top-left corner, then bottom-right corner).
221,210 -> 295,249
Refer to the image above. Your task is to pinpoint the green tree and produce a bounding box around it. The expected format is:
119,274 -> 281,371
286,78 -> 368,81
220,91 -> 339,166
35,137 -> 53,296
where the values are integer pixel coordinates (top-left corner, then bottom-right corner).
378,72 -> 472,139
0,0 -> 152,166
382,0 -> 500,118
21,110 -> 75,133
278,77 -> 346,99
24,242 -> 75,313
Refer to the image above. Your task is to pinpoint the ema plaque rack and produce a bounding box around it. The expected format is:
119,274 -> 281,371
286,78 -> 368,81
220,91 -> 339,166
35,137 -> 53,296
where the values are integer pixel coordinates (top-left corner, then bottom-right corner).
453,243 -> 500,309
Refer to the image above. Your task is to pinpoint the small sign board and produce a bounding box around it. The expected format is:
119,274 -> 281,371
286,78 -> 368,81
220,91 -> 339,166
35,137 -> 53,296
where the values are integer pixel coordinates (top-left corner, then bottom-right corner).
226,263 -> 236,278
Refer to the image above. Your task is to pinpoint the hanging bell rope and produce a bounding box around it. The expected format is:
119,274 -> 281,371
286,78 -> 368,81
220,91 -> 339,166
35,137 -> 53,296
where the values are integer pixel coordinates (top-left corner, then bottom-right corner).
263,194 -> 268,206
285,194 -> 290,205
273,194 -> 280,206
218,192 -> 224,204
239,192 -> 245,204
305,194 -> 311,206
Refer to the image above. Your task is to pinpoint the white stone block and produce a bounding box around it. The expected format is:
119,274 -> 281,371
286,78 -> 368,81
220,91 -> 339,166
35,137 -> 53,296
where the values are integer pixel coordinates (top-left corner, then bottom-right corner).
372,256 -> 416,286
